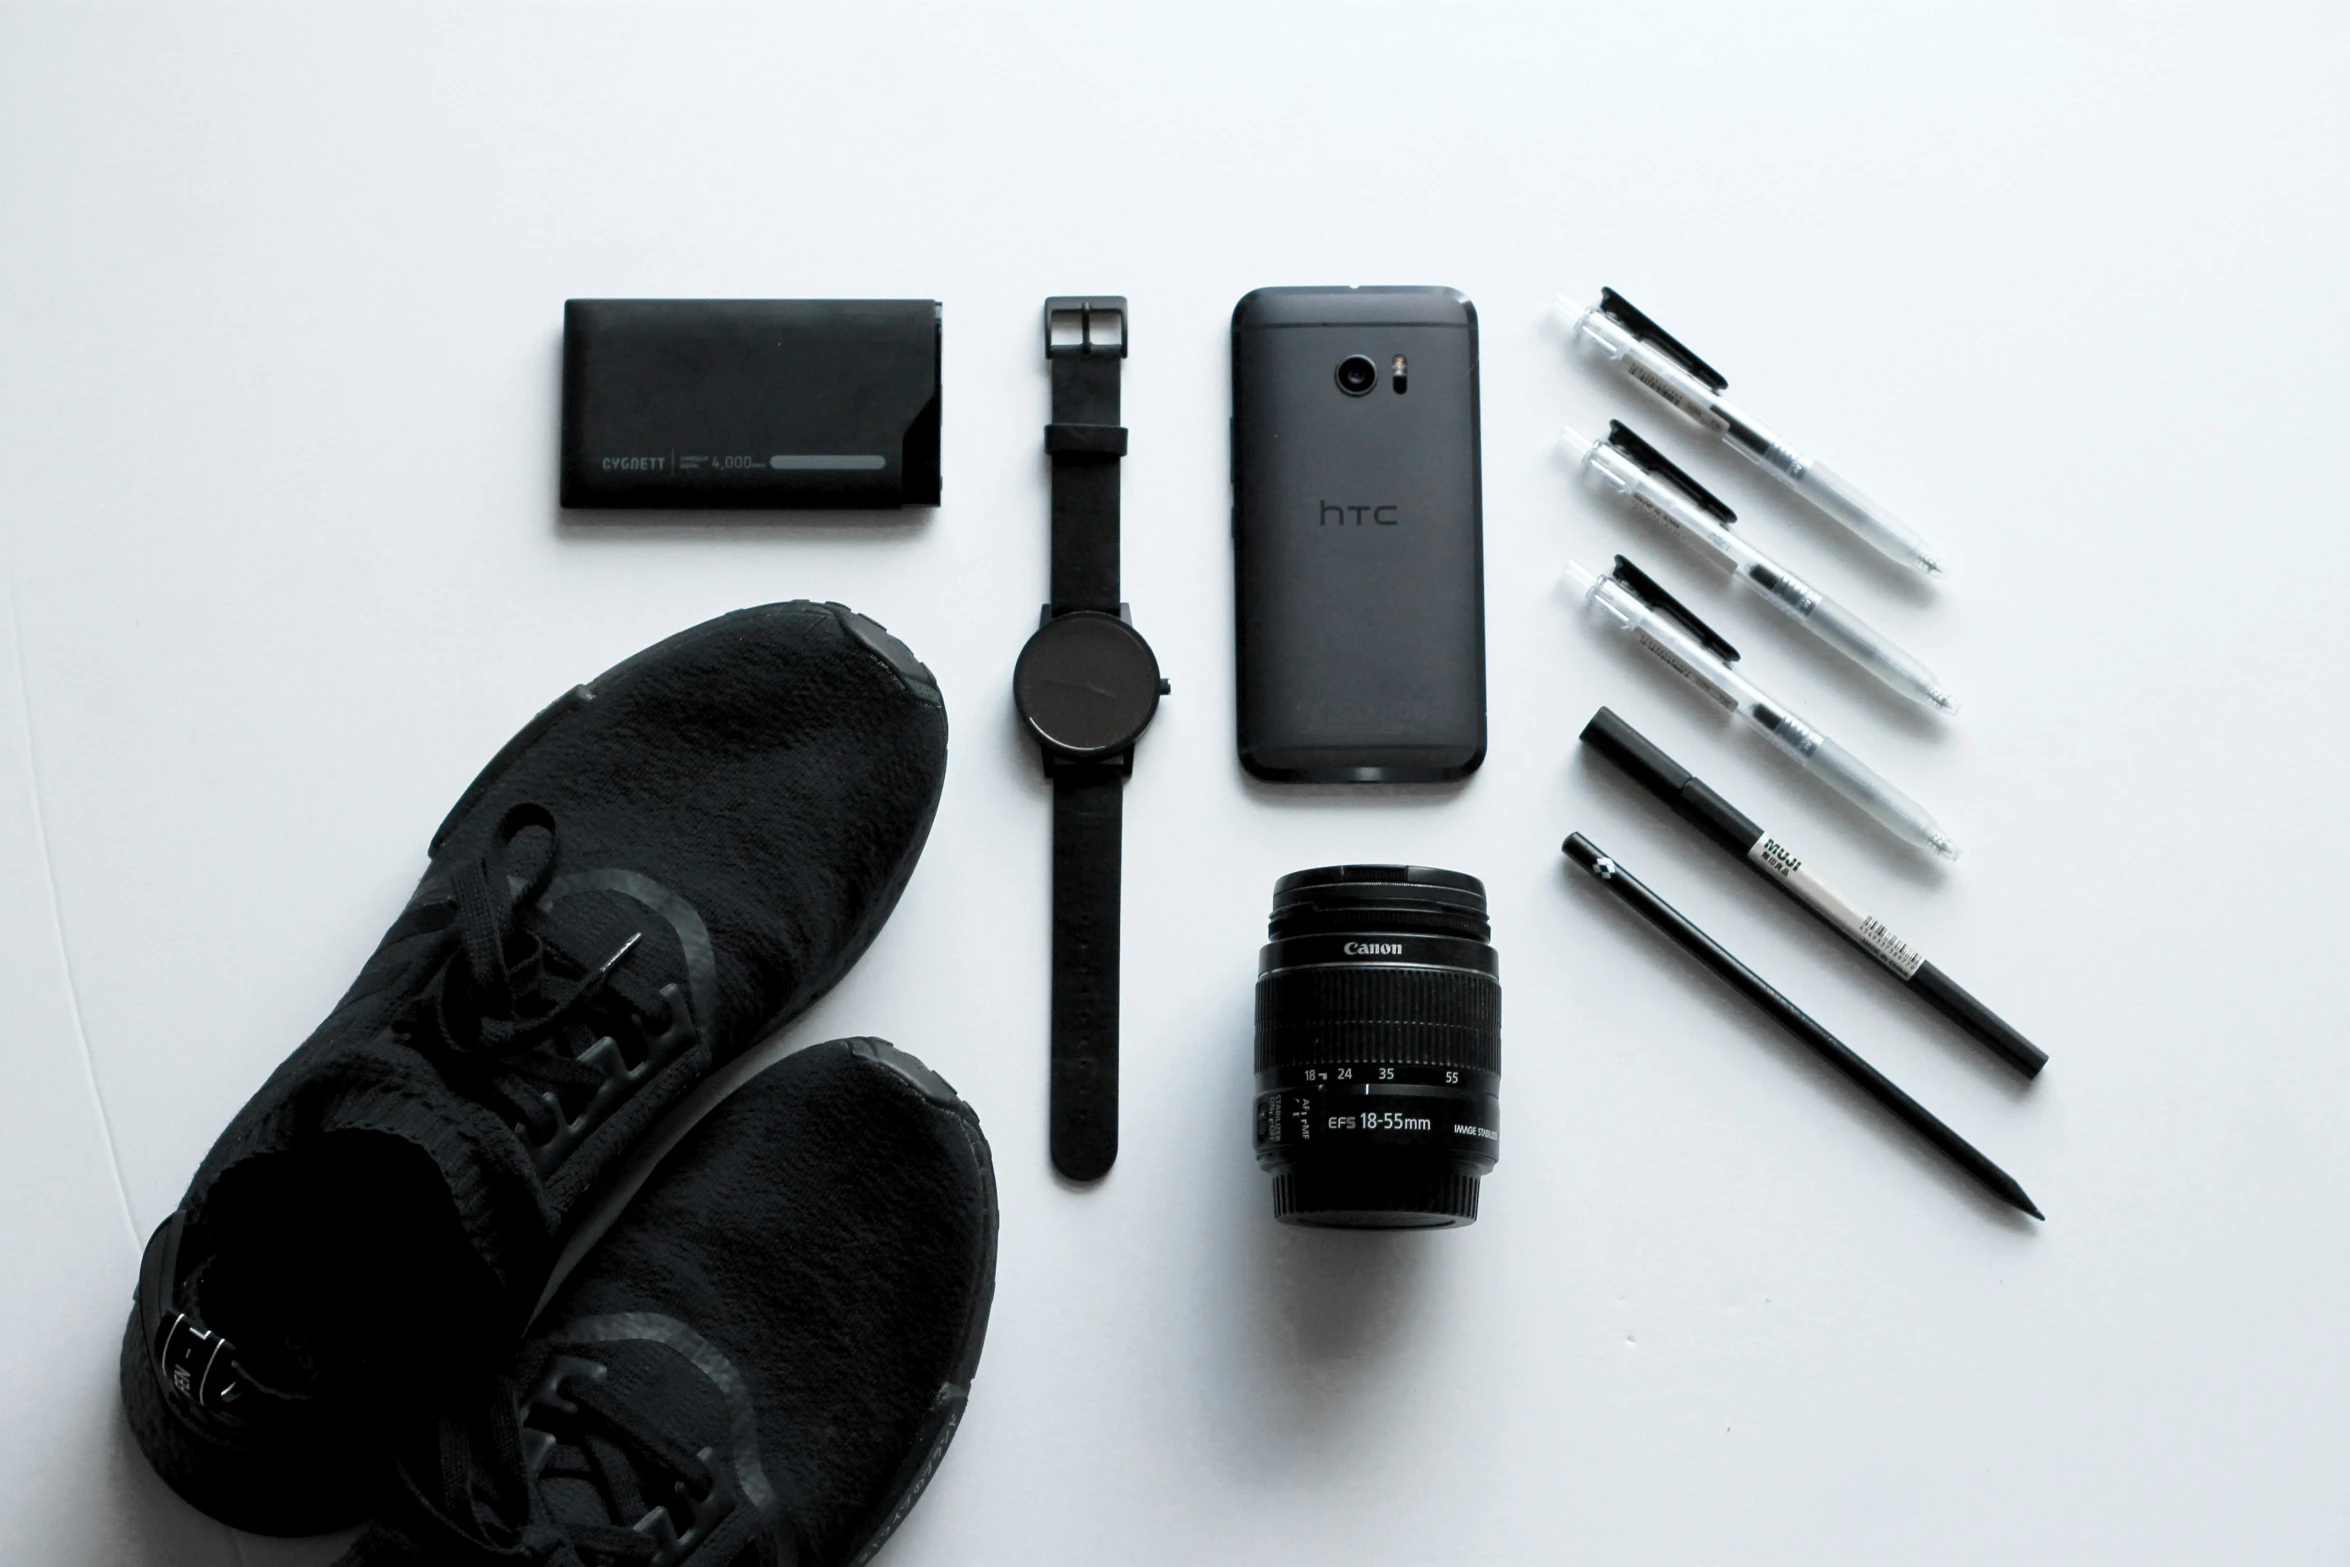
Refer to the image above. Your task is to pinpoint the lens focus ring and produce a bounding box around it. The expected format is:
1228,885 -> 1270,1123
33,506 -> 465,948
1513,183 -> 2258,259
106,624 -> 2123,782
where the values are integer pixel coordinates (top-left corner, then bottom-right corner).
1255,964 -> 1501,1074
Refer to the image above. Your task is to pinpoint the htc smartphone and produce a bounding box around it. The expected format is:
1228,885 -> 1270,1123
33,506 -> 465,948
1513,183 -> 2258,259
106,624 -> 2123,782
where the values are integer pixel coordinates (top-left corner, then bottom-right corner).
1231,286 -> 1484,782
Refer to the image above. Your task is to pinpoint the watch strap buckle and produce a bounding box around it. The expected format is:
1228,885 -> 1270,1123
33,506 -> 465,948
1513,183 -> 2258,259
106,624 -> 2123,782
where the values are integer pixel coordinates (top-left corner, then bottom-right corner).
1045,296 -> 1128,359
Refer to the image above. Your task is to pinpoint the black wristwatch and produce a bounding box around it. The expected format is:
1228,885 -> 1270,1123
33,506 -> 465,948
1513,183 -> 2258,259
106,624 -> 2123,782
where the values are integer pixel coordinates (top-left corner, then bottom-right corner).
1013,295 -> 1167,1183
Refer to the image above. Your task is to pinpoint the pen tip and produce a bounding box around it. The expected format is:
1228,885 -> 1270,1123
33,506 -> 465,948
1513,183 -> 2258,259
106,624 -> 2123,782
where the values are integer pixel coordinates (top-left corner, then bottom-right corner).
1926,686 -> 1960,715
1919,556 -> 1946,579
2019,1197 -> 2045,1221
1926,829 -> 1961,862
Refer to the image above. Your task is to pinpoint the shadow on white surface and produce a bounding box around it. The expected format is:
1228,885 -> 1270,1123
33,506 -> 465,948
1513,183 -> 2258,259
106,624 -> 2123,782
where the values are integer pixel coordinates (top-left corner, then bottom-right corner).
556,509 -> 933,544
1236,1223 -> 1436,1456
1194,1035 -> 1446,1482
0,581 -> 260,1564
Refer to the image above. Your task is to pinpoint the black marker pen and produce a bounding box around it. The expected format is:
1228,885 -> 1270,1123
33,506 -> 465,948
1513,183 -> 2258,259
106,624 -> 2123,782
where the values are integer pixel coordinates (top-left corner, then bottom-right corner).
1562,832 -> 2041,1220
1580,707 -> 2045,1077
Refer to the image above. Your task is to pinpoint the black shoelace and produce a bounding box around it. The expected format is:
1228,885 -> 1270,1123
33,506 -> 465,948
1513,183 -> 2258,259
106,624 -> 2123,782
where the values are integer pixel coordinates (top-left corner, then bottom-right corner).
401,803 -> 671,1149
394,1362 -> 766,1566
528,1368 -> 744,1563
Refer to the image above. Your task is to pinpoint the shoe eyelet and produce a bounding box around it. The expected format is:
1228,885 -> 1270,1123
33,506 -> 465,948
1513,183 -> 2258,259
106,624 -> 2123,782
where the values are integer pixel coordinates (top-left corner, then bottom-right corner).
524,982 -> 697,1175
517,1354 -> 608,1477
632,1446 -> 741,1565
640,992 -> 675,1036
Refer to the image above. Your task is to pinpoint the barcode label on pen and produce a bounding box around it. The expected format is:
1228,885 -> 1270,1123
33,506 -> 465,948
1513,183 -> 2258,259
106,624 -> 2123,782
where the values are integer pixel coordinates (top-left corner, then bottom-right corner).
1625,358 -> 1724,429
1629,490 -> 1689,539
1634,628 -> 1739,710
1747,836 -> 1927,979
1631,490 -> 1740,572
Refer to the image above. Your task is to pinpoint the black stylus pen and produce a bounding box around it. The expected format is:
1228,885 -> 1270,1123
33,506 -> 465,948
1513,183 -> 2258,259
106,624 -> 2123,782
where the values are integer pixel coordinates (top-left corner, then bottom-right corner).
1563,832 -> 2043,1221
1579,707 -> 2046,1078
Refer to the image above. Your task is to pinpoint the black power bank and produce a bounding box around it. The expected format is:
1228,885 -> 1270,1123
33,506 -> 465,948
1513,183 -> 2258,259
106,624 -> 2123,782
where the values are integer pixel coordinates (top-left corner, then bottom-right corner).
560,299 -> 940,509
1230,286 -> 1485,782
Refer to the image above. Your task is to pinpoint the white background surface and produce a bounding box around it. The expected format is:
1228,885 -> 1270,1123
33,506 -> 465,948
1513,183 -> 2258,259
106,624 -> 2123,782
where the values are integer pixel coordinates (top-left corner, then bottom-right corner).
3,2 -> 2347,1561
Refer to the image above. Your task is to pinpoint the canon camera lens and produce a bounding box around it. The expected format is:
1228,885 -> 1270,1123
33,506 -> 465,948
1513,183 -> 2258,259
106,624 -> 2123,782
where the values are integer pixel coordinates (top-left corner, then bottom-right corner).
1253,865 -> 1501,1228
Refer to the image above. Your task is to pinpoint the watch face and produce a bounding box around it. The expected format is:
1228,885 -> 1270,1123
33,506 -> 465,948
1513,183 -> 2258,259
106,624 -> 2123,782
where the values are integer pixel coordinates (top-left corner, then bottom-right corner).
1014,611 -> 1162,758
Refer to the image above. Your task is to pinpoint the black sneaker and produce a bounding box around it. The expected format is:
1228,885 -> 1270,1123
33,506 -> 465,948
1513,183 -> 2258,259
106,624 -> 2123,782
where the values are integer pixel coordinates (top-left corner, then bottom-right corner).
340,1037 -> 998,1567
121,602 -> 950,1535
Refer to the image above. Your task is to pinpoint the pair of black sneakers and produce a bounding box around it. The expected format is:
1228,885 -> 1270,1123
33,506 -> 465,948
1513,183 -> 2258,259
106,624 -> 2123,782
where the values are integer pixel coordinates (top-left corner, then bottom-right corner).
122,602 -> 998,1565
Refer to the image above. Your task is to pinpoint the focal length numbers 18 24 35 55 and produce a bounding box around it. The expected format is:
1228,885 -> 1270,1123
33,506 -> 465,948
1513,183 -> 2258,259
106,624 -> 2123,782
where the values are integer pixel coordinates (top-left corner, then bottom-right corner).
1252,1063 -> 1499,1157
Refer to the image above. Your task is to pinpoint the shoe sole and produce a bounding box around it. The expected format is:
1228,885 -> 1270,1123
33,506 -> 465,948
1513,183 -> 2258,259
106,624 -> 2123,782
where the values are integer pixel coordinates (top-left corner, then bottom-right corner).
831,1038 -> 1001,1567
124,601 -> 950,1537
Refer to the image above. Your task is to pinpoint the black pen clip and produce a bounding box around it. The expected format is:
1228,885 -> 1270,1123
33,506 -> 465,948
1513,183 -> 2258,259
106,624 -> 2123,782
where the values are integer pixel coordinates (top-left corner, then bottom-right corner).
1606,421 -> 1737,525
1611,554 -> 1740,664
1598,288 -> 1729,394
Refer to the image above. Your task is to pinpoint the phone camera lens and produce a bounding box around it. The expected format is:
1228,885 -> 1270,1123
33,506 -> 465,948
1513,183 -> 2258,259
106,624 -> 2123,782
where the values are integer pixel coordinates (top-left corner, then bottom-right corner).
1334,354 -> 1379,396
1253,865 -> 1501,1228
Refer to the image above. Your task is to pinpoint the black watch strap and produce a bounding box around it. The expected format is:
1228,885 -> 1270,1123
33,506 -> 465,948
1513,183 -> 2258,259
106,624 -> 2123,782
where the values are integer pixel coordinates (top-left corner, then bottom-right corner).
1044,297 -> 1127,615
1050,764 -> 1123,1180
1043,296 -> 1130,1182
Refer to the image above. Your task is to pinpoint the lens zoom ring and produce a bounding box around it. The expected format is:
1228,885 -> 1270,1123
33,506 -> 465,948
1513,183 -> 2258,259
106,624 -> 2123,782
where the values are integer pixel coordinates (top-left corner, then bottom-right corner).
1255,965 -> 1501,1073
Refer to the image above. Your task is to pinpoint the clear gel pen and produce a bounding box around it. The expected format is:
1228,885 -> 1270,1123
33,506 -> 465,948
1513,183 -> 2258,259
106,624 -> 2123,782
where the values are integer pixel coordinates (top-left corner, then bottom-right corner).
1561,555 -> 1960,861
1550,289 -> 1946,578
1557,422 -> 1957,713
